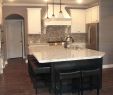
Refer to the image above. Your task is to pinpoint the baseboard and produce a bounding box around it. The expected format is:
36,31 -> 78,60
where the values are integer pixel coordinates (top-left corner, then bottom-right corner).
103,64 -> 113,69
0,69 -> 3,74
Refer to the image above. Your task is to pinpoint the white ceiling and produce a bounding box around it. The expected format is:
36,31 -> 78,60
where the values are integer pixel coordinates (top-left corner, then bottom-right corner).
0,0 -> 2,4
3,0 -> 98,5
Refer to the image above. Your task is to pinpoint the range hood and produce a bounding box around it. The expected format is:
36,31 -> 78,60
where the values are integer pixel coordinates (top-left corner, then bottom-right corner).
44,5 -> 71,26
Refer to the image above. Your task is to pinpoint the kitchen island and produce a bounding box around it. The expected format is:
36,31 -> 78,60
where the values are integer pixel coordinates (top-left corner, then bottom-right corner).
31,46 -> 105,63
30,46 -> 105,94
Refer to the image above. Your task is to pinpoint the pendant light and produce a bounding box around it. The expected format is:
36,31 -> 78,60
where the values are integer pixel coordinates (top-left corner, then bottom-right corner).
52,0 -> 55,18
46,0 -> 49,19
76,0 -> 83,4
58,0 -> 64,18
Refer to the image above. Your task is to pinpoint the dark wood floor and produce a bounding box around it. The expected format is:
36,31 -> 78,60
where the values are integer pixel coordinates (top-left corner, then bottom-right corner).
0,58 -> 113,95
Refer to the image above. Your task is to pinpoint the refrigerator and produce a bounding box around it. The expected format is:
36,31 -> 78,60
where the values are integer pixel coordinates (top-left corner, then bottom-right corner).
86,23 -> 99,50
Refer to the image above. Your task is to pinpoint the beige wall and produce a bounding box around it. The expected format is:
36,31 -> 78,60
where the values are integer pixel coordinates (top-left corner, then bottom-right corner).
100,0 -> 113,64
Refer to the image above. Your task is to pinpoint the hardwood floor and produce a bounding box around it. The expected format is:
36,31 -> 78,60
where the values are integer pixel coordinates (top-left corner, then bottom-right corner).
0,58 -> 113,95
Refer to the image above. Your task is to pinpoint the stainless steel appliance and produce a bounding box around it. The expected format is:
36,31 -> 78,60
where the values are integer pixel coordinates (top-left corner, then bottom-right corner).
86,23 -> 99,50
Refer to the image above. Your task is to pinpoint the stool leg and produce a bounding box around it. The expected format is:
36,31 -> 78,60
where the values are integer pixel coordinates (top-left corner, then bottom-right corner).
78,79 -> 81,95
35,88 -> 37,95
97,88 -> 99,95
81,75 -> 83,95
97,75 -> 100,95
72,79 -> 74,94
89,76 -> 93,90
59,80 -> 62,95
81,89 -> 83,95
78,87 -> 80,95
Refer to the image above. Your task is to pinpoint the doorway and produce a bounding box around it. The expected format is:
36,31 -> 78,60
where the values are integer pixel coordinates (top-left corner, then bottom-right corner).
5,14 -> 25,59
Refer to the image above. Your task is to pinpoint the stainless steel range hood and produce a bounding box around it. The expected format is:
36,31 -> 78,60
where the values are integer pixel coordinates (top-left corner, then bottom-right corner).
44,5 -> 71,26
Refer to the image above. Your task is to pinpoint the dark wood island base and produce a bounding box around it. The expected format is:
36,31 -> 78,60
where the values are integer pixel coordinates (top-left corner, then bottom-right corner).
29,48 -> 105,95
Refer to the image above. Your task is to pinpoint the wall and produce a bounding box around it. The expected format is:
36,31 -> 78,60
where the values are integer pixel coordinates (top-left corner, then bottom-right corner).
100,0 -> 113,64
0,5 -> 3,74
2,6 -> 28,60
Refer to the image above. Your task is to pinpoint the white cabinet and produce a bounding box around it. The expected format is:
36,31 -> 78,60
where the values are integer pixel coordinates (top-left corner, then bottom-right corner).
71,9 -> 86,33
27,8 -> 41,34
86,6 -> 99,23
86,8 -> 92,24
91,6 -> 99,22
97,6 -> 99,22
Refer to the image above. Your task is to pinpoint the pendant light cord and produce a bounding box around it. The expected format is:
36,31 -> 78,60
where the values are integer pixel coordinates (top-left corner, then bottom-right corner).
47,1 -> 49,18
60,0 -> 62,13
52,0 -> 55,16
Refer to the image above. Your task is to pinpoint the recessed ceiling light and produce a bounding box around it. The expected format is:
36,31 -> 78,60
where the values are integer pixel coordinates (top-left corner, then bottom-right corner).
76,0 -> 83,4
44,0 -> 48,2
9,0 -> 15,2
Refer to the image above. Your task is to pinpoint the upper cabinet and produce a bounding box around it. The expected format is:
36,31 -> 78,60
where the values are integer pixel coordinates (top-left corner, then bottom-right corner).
71,9 -> 86,33
86,8 -> 92,24
27,8 -> 41,34
86,6 -> 99,23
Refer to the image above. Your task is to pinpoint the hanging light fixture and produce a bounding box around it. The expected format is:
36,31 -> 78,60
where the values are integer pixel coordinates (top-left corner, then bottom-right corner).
44,0 -> 49,19
46,0 -> 49,19
58,0 -> 64,18
51,0 -> 55,18
76,0 -> 83,4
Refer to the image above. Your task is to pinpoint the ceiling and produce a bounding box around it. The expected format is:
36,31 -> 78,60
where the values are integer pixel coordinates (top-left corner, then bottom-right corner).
3,0 -> 98,6
0,0 -> 2,4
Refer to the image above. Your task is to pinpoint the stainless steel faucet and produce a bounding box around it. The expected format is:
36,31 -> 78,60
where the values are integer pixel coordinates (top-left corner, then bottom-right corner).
64,35 -> 74,48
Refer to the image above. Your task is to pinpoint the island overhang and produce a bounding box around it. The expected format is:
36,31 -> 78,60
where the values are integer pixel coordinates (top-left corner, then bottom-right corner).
31,48 -> 105,63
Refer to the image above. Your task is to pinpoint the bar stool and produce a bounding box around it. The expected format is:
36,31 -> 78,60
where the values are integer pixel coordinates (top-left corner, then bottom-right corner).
28,55 -> 51,95
81,69 -> 100,95
56,71 -> 81,95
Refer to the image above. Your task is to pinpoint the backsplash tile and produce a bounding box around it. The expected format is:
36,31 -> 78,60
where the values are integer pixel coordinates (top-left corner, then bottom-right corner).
46,26 -> 67,42
71,33 -> 86,43
28,26 -> 86,44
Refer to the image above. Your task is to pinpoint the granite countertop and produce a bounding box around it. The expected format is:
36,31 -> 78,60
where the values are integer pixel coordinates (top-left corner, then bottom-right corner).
31,46 -> 105,63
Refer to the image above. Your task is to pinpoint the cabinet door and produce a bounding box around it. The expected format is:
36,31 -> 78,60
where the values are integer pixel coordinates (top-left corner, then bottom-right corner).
86,6 -> 99,24
91,6 -> 99,23
71,9 -> 86,33
97,6 -> 99,22
27,8 -> 41,34
86,8 -> 92,24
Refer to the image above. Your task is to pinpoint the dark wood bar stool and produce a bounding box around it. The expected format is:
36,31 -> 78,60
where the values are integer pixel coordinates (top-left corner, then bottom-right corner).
27,55 -> 51,95
81,69 -> 100,95
56,71 -> 81,95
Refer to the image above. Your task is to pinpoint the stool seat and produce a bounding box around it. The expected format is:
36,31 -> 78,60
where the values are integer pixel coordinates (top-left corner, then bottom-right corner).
81,69 -> 100,95
56,71 -> 81,95
82,69 -> 100,77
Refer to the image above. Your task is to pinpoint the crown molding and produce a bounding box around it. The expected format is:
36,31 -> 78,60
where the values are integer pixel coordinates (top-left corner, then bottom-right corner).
3,3 -> 46,7
3,3 -> 88,9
